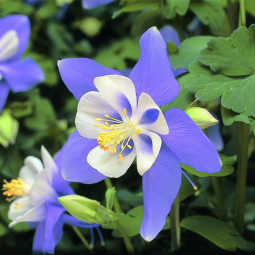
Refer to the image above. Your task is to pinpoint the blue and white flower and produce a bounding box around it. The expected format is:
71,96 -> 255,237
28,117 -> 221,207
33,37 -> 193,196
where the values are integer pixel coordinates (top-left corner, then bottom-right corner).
0,15 -> 44,112
58,26 -> 221,241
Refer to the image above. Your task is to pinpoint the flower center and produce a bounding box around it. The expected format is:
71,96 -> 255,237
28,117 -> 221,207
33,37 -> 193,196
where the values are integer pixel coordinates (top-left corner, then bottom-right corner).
94,108 -> 141,160
2,177 -> 27,202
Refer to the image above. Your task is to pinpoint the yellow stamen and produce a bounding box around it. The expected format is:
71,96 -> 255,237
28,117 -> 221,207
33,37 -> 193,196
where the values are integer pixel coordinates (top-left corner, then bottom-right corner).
95,109 -> 137,160
2,177 -> 27,202
136,128 -> 141,134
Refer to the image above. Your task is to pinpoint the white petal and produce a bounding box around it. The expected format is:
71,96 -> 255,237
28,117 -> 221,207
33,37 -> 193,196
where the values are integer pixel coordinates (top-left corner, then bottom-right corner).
8,197 -> 31,221
132,93 -> 169,135
94,75 -> 137,119
19,156 -> 43,186
76,91 -> 119,139
29,169 -> 58,204
87,145 -> 136,178
41,145 -> 58,180
9,202 -> 45,227
0,30 -> 19,62
133,130 -> 162,175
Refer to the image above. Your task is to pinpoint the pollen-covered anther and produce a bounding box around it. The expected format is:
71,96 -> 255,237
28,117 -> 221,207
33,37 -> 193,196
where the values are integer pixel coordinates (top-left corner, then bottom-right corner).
14,201 -> 23,210
2,177 -> 27,202
95,108 -> 138,160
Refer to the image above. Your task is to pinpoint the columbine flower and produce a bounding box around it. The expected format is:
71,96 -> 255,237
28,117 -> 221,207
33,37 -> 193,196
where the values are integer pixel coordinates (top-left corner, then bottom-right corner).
2,146 -> 98,254
82,0 -> 114,9
0,15 -> 44,112
58,26 -> 221,241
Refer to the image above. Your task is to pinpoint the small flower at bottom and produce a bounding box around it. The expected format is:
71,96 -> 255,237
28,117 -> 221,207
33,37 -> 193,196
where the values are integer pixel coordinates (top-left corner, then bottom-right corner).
2,146 -> 99,254
58,26 -> 222,242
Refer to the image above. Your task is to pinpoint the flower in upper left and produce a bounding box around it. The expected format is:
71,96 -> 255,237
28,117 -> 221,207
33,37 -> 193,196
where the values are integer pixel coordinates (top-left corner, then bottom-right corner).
0,15 -> 44,113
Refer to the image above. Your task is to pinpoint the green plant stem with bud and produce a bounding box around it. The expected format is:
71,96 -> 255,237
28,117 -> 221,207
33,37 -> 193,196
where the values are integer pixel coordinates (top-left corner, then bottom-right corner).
72,226 -> 93,252
170,193 -> 180,250
233,0 -> 248,236
234,122 -> 250,235
104,178 -> 122,213
104,178 -> 135,254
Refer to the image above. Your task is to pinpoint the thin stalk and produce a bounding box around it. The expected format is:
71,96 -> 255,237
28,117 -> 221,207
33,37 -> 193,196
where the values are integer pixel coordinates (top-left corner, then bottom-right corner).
234,122 -> 250,235
170,194 -> 180,250
211,177 -> 227,221
227,0 -> 237,32
239,0 -> 246,27
72,226 -> 93,253
104,178 -> 122,213
115,221 -> 135,255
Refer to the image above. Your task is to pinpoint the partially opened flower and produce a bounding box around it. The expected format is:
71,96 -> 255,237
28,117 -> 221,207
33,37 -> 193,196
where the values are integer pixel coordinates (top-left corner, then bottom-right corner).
0,15 -> 44,112
58,26 -> 221,241
82,0 -> 114,9
3,146 -> 98,254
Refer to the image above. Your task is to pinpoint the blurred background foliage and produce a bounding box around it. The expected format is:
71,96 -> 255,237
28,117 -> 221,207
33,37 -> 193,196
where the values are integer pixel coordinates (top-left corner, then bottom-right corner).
1,0 -> 255,254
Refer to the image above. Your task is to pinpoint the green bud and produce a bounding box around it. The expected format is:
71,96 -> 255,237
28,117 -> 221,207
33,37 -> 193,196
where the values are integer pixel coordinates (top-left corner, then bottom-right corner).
185,107 -> 219,129
0,110 -> 19,148
58,194 -> 116,225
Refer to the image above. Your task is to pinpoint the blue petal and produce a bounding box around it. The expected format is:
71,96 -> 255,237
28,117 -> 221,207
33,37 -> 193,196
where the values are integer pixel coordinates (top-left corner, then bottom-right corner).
159,25 -> 180,46
58,58 -> 121,101
61,130 -> 106,184
207,123 -> 224,151
0,57 -> 44,92
140,145 -> 182,241
162,108 -> 222,173
53,147 -> 74,196
0,82 -> 9,113
159,25 -> 186,77
32,203 -> 65,254
0,15 -> 30,61
82,0 -> 114,9
139,108 -> 159,125
129,27 -> 180,106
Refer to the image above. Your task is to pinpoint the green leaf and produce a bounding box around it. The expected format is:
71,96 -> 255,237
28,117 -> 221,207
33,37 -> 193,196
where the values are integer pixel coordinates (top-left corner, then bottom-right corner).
199,26 -> 255,76
117,189 -> 143,207
245,0 -> 255,17
8,101 -> 33,119
181,215 -> 252,251
25,96 -> 56,131
189,0 -> 225,31
161,86 -> 193,112
181,153 -> 236,177
170,36 -> 213,70
94,38 -> 139,70
179,62 -> 255,117
105,187 -> 116,210
0,110 -> 19,148
113,0 -> 160,18
0,1 -> 34,15
163,0 -> 190,19
221,107 -> 252,126
167,41 -> 178,54
0,223 -> 6,236
131,9 -> 161,35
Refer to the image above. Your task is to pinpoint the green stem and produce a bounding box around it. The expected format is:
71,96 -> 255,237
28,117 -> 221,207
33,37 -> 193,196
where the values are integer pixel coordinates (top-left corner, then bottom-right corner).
116,221 -> 135,255
169,194 -> 180,250
234,122 -> 250,235
239,0 -> 246,27
72,226 -> 93,252
104,178 -> 122,213
227,0 -> 237,32
211,177 -> 227,221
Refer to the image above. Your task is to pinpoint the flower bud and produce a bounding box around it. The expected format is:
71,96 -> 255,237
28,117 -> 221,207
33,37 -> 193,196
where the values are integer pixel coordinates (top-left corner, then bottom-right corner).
58,194 -> 117,225
185,107 -> 219,129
